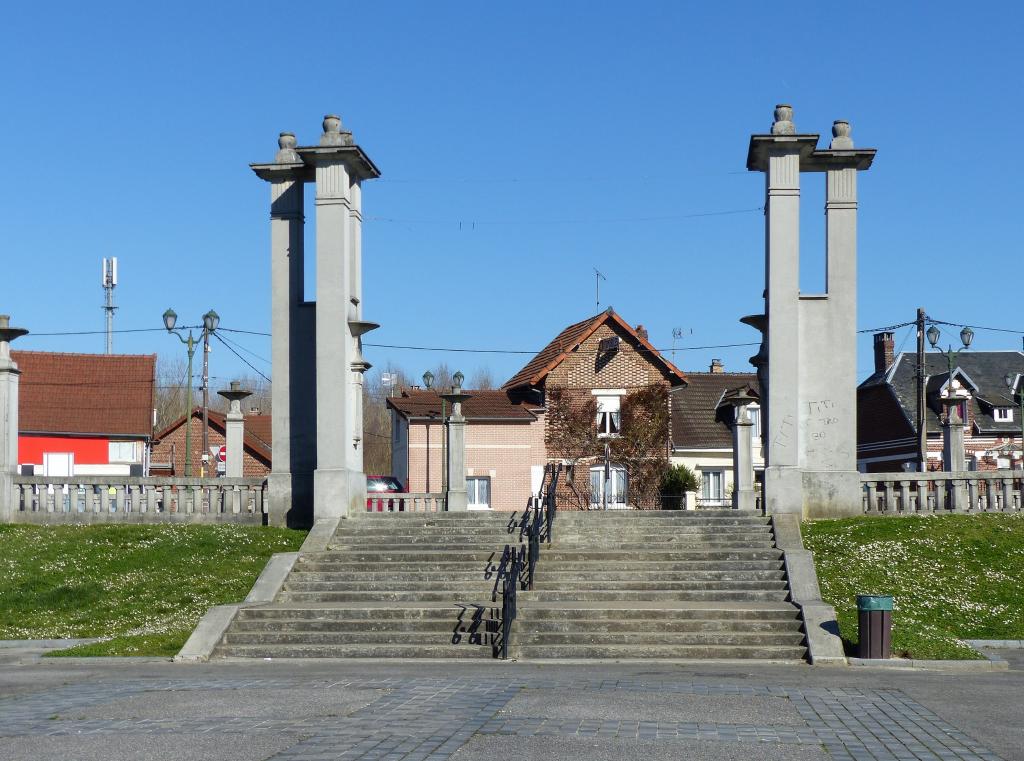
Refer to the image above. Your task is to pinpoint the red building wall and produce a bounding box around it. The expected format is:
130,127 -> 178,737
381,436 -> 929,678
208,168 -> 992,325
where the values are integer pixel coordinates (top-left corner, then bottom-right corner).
19,435 -> 110,465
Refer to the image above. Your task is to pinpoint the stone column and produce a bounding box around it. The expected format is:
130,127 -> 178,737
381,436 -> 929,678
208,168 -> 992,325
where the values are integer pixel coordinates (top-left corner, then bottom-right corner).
0,315 -> 28,523
762,105 -> 804,514
942,400 -> 967,472
253,133 -> 311,527
442,386 -> 471,512
731,399 -> 757,511
218,381 -> 252,479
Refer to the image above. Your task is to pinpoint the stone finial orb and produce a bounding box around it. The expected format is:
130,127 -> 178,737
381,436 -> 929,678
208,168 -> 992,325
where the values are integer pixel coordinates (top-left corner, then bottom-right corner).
772,104 -> 795,135
320,113 -> 355,147
275,131 -> 300,163
830,120 -> 854,149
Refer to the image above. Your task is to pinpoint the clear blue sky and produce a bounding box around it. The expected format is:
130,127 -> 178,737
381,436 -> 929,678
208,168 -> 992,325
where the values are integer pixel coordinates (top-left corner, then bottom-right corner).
2,2 -> 1021,389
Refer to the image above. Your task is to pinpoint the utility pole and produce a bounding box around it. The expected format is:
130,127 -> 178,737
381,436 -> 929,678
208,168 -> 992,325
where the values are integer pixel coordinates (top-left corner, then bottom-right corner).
202,329 -> 211,477
102,258 -> 117,354
917,307 -> 927,471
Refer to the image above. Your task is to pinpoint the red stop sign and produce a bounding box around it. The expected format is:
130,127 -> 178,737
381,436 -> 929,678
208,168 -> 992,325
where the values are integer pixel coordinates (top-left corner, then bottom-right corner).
216,446 -> 226,463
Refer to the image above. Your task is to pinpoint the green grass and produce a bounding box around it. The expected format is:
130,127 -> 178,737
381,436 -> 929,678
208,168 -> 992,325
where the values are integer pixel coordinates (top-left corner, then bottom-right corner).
0,524 -> 306,657
803,514 -> 1024,660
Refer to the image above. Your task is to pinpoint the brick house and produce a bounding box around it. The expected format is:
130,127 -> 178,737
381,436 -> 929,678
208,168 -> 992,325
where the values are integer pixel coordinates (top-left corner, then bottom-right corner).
858,331 -> 1024,472
670,363 -> 763,505
388,391 -> 546,512
13,350 -> 156,476
150,409 -> 272,478
388,309 -> 686,511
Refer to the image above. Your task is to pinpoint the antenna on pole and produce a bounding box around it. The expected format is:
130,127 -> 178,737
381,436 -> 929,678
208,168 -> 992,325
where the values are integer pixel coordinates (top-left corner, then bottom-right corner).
594,268 -> 606,313
671,327 -> 692,362
102,257 -> 118,354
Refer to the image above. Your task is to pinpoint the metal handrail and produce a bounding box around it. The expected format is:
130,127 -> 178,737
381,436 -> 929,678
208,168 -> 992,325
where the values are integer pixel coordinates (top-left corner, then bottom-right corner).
495,543 -> 523,660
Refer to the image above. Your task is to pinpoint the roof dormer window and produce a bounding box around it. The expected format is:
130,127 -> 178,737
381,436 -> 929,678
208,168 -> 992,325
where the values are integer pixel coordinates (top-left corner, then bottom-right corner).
994,407 -> 1013,423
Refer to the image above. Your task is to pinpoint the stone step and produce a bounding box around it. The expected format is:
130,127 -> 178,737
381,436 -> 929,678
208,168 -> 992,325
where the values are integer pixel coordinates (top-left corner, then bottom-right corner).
535,550 -> 784,561
294,559 -> 785,573
280,591 -> 500,603
510,631 -> 805,647
235,605 -> 497,622
529,580 -> 789,592
509,644 -> 806,660
222,631 -> 496,646
326,541 -> 774,552
336,524 -> 771,536
286,569 -> 787,583
230,619 -> 500,634
283,581 -> 497,593
518,589 -> 789,602
213,644 -> 496,659
517,618 -> 801,634
518,605 -> 800,621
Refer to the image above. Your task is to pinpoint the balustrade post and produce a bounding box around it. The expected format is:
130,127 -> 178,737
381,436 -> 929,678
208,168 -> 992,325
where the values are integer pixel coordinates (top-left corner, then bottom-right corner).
967,478 -> 978,513
865,481 -> 878,513
898,480 -> 911,514
99,486 -> 109,514
1002,478 -> 1013,513
882,480 -> 896,512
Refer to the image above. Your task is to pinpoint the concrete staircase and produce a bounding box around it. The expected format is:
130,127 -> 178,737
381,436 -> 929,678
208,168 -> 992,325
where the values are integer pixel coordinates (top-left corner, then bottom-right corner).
510,510 -> 808,660
212,509 -> 807,661
212,512 -> 520,659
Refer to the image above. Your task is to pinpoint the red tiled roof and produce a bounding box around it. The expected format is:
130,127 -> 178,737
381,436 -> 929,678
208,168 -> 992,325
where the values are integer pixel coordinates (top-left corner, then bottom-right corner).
154,409 -> 272,462
388,390 -> 538,421
13,350 -> 156,438
671,372 -> 760,449
501,309 -> 687,391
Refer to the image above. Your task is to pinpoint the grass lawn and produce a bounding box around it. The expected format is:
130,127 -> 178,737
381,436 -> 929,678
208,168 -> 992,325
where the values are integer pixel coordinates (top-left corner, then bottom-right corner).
0,524 -> 306,657
803,513 -> 1024,660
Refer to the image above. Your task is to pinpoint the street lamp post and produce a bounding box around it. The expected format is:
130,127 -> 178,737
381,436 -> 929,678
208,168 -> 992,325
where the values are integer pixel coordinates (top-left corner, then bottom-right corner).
422,370 -> 464,496
162,308 -> 219,477
1004,373 -> 1024,469
926,324 -> 973,472
926,324 -> 974,383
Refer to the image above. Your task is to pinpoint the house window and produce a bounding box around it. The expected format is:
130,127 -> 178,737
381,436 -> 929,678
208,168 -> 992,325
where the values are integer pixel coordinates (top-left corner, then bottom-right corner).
701,469 -> 726,505
994,408 -> 1013,422
467,477 -> 491,509
595,394 -> 621,437
589,465 -> 628,508
108,441 -> 138,463
748,405 -> 761,439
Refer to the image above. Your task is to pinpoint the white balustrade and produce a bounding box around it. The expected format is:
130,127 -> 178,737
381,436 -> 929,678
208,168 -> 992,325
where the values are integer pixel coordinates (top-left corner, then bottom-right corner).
364,493 -> 447,513
860,471 -> 1023,514
10,475 -> 268,523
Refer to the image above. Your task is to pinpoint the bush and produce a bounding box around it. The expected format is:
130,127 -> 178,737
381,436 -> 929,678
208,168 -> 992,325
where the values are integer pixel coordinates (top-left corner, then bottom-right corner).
660,464 -> 700,509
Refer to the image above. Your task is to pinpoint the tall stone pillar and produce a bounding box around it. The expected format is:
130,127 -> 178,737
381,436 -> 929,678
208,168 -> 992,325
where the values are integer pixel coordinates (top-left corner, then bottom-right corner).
761,105 -> 805,515
442,385 -> 472,512
746,105 -> 875,519
252,133 -> 312,527
251,118 -> 380,526
218,381 -> 252,479
0,315 -> 28,523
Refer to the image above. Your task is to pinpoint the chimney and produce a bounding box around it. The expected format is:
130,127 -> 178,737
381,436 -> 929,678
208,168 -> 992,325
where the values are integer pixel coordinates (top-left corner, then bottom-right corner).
635,324 -> 648,341
710,359 -> 724,374
873,331 -> 894,373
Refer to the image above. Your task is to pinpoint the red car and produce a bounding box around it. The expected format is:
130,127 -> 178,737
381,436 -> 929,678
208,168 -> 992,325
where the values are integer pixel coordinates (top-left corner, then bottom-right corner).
366,475 -> 406,512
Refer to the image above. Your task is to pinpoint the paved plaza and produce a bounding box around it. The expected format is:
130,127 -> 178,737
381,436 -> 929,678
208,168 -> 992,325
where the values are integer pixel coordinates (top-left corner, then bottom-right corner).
0,652 -> 1021,761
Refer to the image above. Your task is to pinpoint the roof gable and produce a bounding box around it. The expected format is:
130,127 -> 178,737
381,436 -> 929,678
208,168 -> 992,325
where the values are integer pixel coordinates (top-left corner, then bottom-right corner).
501,309 -> 687,391
13,350 -> 156,438
154,408 -> 272,462
672,372 -> 760,449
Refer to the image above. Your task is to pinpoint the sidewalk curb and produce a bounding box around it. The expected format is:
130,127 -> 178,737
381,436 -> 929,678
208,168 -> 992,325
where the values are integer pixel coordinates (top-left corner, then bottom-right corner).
848,656 -> 1008,671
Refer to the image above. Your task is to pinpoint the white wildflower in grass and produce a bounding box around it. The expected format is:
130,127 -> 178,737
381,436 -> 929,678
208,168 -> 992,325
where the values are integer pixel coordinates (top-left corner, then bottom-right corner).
0,524 -> 306,657
804,513 -> 1024,660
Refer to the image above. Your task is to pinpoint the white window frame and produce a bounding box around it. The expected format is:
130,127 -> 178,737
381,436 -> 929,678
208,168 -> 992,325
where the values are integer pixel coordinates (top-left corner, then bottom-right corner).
467,476 -> 491,510
108,440 -> 139,463
994,407 -> 1013,422
701,469 -> 726,505
748,404 -> 761,439
589,464 -> 628,509
593,390 -> 623,438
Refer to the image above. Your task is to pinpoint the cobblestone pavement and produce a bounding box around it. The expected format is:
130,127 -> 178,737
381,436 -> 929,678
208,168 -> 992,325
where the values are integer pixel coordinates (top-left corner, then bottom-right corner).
0,659 -> 1019,761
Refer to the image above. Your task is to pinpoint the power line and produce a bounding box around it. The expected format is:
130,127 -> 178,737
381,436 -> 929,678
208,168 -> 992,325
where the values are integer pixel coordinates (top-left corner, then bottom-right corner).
364,206 -> 763,227
212,333 -> 271,384
216,331 -> 271,364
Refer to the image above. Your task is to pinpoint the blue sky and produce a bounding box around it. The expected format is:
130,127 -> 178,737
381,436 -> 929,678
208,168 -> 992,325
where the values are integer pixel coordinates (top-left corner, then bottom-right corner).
2,2 -> 1021,389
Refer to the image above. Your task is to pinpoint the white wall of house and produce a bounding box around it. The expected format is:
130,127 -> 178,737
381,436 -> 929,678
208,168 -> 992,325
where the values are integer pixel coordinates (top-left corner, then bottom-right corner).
671,444 -> 765,502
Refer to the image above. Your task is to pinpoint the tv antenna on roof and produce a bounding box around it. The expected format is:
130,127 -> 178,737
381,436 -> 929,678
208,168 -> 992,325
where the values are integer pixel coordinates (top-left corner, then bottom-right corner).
671,327 -> 692,361
594,268 -> 606,313
102,257 -> 118,354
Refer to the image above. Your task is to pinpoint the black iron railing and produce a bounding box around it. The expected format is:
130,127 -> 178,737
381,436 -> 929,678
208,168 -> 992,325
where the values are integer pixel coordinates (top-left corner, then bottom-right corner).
494,542 -> 523,660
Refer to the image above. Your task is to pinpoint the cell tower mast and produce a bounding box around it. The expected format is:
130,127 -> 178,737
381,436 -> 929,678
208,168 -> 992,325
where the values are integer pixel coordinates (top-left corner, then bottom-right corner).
102,257 -> 118,354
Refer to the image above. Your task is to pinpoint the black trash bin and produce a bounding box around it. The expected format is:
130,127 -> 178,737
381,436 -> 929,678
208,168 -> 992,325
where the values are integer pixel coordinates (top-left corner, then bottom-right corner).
856,594 -> 893,659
